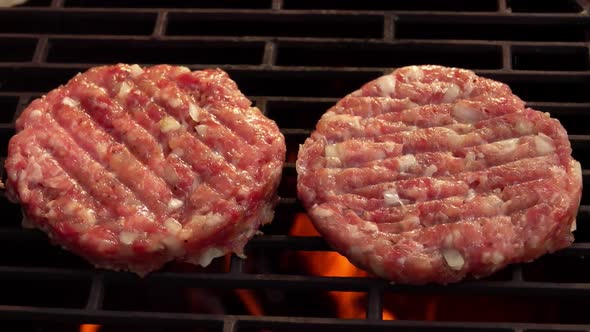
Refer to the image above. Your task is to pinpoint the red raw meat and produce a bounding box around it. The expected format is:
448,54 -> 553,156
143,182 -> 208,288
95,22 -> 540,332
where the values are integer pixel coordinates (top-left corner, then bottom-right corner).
297,65 -> 582,284
5,64 -> 286,275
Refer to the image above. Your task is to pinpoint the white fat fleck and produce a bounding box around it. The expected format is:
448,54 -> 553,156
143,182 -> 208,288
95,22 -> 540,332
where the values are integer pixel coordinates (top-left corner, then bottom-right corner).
188,103 -> 201,122
384,142 -> 397,153
178,66 -> 191,73
452,103 -> 482,123
383,188 -> 403,207
164,218 -> 183,234
196,247 -> 225,267
398,155 -> 417,172
571,219 -> 577,232
78,209 -> 96,225
119,231 -> 139,245
481,195 -> 503,215
191,213 -> 224,229
404,66 -> 424,82
324,113 -> 362,129
313,207 -> 334,218
397,257 -> 407,265
167,198 -> 183,210
361,222 -> 379,233
375,75 -> 397,96
403,215 -> 420,228
236,187 -> 250,198
206,213 -> 224,227
496,138 -> 519,154
62,97 -> 79,107
63,201 -> 78,214
573,161 -> 582,183
195,125 -> 208,136
490,251 -> 505,265
324,144 -> 342,159
29,109 -> 42,118
466,189 -> 476,201
446,130 -> 465,149
423,165 -> 438,177
465,151 -> 476,163
26,161 -> 43,183
171,148 -> 184,157
129,64 -> 144,78
442,84 -> 461,103
442,248 -> 464,270
117,82 -> 132,98
169,98 -> 182,108
159,116 -> 181,133
96,142 -> 108,158
515,119 -> 534,135
534,134 -> 555,155
0,0 -> 27,7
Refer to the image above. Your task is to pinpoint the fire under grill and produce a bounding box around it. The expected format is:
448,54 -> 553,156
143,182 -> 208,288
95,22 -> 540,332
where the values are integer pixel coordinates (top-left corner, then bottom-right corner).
1,0 -> 590,331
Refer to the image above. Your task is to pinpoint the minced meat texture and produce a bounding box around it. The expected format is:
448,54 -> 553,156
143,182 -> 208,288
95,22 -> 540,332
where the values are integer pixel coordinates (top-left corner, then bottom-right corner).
297,65 -> 582,284
5,64 -> 286,275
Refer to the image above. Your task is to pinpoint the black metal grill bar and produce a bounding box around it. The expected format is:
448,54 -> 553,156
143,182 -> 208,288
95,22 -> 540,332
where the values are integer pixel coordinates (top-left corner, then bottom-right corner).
1,226 -> 589,255
1,305 -> 590,332
85,274 -> 105,310
1,252 -> 590,296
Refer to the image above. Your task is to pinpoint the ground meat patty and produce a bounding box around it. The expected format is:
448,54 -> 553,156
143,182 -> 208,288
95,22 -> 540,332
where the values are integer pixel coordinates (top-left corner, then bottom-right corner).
5,64 -> 286,275
297,65 -> 582,284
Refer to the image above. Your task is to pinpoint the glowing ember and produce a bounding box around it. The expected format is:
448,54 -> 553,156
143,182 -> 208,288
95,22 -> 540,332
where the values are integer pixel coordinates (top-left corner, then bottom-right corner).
291,213 -> 396,319
236,289 -> 264,316
79,324 -> 100,332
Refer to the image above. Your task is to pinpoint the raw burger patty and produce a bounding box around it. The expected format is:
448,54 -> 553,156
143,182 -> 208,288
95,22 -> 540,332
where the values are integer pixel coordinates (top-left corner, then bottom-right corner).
297,65 -> 582,284
5,64 -> 286,275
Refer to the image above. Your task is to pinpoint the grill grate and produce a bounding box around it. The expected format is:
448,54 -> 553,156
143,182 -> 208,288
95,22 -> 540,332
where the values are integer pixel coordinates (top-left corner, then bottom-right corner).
0,0 -> 589,331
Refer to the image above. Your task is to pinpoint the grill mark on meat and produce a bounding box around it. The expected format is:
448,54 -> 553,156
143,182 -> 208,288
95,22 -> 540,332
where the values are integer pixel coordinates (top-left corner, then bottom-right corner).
59,88 -> 176,199
98,79 -> 196,197
321,98 -> 523,144
333,97 -> 419,118
352,66 -> 514,103
297,65 -> 579,284
144,69 -> 262,174
110,73 -> 199,194
325,133 -> 547,171
6,64 -> 286,275
54,86 -> 173,214
375,196 -> 539,235
315,143 -> 557,197
12,137 -> 113,225
131,68 -> 258,192
119,72 -> 253,214
350,154 -> 559,201
370,178 -> 550,230
332,174 -> 557,219
174,69 -> 270,148
321,158 -> 560,235
33,115 -> 154,221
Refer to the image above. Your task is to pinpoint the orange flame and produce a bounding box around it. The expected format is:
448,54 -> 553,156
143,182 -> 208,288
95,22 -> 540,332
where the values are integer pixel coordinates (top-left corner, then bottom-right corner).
79,324 -> 100,332
223,255 -> 265,316
291,213 -> 396,319
236,289 -> 264,316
